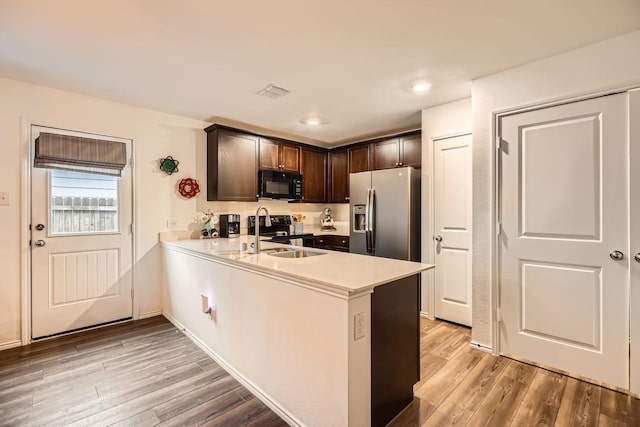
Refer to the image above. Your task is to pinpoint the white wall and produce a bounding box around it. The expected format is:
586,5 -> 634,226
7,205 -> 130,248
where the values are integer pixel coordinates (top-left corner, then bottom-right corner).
471,30 -> 640,349
0,76 -> 351,348
420,98 -> 472,316
0,77 -> 207,347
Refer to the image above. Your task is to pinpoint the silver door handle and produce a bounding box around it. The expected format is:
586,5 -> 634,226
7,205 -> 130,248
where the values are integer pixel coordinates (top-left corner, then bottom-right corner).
434,235 -> 443,242
634,253 -> 640,263
610,250 -> 624,261
35,240 -> 46,247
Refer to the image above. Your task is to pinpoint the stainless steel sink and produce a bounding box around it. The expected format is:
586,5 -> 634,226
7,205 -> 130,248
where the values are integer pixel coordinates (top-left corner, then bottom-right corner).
267,249 -> 326,258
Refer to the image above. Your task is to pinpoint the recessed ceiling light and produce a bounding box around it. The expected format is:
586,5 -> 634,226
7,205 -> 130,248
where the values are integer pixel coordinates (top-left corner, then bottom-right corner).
411,80 -> 432,93
302,117 -> 325,126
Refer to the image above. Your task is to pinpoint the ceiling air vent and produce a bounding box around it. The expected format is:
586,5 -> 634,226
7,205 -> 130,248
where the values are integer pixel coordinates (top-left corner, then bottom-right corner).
256,84 -> 291,99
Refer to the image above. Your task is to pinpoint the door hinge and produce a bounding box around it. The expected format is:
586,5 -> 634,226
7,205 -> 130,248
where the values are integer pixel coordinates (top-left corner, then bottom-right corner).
496,307 -> 502,323
131,287 -> 134,300
497,222 -> 503,236
496,136 -> 502,151
130,224 -> 134,234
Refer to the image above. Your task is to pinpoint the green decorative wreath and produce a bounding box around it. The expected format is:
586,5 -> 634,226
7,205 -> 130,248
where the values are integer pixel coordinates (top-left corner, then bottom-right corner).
160,156 -> 180,175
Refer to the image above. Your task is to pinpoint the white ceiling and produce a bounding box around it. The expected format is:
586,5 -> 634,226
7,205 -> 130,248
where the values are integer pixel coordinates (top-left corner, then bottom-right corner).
1,1 -> 639,147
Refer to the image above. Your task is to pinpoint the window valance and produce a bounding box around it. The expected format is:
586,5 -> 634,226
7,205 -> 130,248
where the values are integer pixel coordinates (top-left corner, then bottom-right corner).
34,132 -> 127,177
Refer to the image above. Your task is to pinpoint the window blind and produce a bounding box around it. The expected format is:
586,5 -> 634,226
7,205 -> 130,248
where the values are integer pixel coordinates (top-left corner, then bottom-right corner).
34,132 -> 127,177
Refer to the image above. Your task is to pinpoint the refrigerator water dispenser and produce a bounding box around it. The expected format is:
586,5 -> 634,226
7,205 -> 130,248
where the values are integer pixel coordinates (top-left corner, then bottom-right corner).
353,205 -> 366,232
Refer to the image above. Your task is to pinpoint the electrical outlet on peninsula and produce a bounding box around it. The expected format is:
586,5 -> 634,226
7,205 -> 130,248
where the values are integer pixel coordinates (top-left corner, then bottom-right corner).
354,312 -> 365,340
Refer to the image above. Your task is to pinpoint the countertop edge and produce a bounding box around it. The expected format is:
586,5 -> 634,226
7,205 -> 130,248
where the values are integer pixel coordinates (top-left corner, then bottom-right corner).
161,241 -> 373,299
161,240 -> 432,299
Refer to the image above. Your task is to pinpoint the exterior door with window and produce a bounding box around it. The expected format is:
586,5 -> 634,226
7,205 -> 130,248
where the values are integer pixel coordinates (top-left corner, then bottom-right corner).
31,126 -> 133,339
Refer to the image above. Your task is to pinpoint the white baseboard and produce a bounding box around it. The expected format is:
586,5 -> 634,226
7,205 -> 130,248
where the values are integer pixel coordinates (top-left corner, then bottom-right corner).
162,312 -> 304,427
139,310 -> 162,319
470,341 -> 493,354
0,340 -> 22,351
419,311 -> 432,319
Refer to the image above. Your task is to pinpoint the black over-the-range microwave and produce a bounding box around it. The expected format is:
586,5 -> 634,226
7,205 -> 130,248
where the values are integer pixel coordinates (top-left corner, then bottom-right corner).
259,170 -> 303,200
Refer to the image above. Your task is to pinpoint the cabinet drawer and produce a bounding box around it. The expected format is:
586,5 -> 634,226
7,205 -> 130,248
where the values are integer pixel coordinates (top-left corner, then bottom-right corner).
314,235 -> 349,252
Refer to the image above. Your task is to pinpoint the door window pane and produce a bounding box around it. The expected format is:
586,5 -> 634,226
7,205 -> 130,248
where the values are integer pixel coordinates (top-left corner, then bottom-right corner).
49,170 -> 119,234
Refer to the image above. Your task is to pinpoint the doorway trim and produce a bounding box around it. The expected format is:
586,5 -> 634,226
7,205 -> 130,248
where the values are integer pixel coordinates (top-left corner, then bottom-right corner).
20,119 -> 138,345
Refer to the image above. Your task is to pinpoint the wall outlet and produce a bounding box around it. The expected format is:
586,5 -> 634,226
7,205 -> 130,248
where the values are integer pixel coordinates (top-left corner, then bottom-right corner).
354,312 -> 365,340
0,192 -> 9,206
166,219 -> 178,228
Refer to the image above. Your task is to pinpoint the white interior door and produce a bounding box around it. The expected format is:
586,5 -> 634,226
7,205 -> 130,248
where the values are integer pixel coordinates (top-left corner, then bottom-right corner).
433,134 -> 472,326
498,94 -> 629,389
630,89 -> 640,394
31,126 -> 133,339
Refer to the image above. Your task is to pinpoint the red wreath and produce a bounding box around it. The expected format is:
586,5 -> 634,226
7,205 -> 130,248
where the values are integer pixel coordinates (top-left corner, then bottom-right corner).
178,178 -> 200,198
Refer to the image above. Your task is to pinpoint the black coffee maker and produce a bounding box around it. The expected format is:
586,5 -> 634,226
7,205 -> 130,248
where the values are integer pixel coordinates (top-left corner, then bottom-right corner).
219,214 -> 241,238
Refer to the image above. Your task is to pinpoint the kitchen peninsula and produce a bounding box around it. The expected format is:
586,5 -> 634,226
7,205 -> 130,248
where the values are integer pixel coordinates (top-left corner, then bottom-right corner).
161,236 -> 433,427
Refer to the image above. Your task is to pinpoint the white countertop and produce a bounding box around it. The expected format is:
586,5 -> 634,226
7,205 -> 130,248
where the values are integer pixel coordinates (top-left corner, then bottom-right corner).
161,236 -> 433,296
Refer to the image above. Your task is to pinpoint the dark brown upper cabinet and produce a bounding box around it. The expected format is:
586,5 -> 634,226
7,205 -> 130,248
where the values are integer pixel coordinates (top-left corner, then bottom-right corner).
349,144 -> 371,173
372,131 -> 421,170
301,148 -> 327,203
329,149 -> 349,203
206,126 -> 259,201
260,137 -> 300,173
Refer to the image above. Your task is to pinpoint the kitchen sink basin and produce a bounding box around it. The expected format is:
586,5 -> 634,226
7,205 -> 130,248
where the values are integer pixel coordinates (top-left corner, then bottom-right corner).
266,249 -> 326,258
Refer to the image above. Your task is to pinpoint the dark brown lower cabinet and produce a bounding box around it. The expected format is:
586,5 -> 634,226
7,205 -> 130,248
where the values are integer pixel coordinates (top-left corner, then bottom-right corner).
313,235 -> 349,252
371,274 -> 420,427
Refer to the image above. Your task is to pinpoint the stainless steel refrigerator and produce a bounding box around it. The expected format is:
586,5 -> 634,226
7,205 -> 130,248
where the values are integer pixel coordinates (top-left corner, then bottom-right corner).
349,167 -> 420,261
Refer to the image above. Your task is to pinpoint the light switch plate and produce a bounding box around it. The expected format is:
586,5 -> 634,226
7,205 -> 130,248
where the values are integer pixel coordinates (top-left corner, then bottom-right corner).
0,192 -> 9,206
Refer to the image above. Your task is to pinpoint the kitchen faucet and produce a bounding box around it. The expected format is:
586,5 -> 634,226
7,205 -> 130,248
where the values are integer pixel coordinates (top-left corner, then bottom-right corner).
254,206 -> 271,254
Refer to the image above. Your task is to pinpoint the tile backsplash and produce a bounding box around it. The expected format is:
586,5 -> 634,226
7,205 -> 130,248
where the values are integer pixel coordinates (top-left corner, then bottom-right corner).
173,199 -> 350,236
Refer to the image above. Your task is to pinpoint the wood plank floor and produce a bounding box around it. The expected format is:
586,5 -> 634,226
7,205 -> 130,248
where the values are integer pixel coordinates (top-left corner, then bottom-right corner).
2,316 -> 639,426
389,318 -> 640,427
0,316 -> 288,427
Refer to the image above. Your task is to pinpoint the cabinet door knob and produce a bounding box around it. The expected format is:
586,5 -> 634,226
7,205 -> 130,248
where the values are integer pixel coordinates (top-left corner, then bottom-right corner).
635,253 -> 640,263
434,235 -> 443,242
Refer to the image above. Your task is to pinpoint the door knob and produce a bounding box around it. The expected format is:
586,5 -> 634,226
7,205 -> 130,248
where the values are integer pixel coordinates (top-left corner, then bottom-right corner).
34,240 -> 46,247
35,224 -> 45,231
609,250 -> 624,261
635,253 -> 640,263
434,235 -> 443,242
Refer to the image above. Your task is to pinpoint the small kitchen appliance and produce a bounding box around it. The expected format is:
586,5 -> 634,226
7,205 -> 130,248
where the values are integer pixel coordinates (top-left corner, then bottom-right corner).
321,207 -> 336,230
219,214 -> 240,238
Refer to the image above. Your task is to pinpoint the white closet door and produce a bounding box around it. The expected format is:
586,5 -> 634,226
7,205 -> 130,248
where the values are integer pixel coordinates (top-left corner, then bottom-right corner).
434,134 -> 472,326
499,93 -> 629,389
630,89 -> 640,394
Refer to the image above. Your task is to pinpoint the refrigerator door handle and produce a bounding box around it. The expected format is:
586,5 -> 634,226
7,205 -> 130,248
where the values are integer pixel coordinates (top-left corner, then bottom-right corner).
369,188 -> 376,255
365,188 -> 372,254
